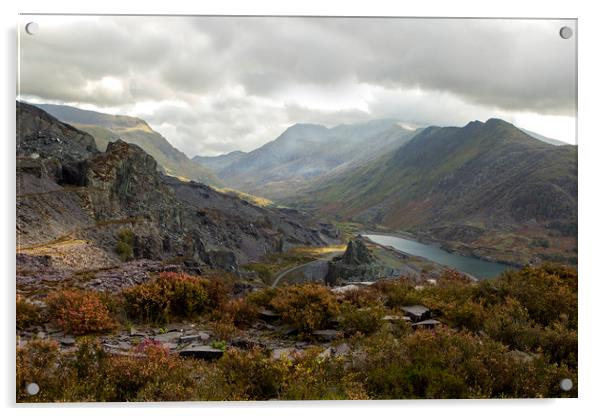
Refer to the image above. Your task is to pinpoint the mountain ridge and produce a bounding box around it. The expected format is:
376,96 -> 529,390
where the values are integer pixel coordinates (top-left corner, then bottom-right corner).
36,103 -> 221,186
287,117 -> 577,265
195,118 -> 419,199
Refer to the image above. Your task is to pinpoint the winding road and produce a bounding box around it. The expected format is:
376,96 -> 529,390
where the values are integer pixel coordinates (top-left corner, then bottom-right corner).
271,252 -> 341,288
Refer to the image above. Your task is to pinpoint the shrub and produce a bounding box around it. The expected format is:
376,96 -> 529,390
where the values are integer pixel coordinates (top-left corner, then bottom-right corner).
220,297 -> 258,328
211,340 -> 228,351
475,265 -> 577,329
482,297 -> 534,350
280,347 -> 366,400
437,300 -> 486,331
270,283 -> 339,333
217,347 -> 288,400
202,276 -> 232,309
352,328 -> 575,399
46,290 -> 115,335
374,278 -> 423,308
16,296 -> 44,330
210,318 -> 240,342
16,338 -> 62,402
338,303 -> 385,336
115,229 -> 135,261
340,286 -> 384,308
18,337 -> 206,402
122,272 -> 209,323
245,287 -> 277,308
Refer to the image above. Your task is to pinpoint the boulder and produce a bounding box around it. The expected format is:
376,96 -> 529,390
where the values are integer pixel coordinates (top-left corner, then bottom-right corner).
179,332 -> 211,344
401,305 -> 431,322
178,345 -> 224,360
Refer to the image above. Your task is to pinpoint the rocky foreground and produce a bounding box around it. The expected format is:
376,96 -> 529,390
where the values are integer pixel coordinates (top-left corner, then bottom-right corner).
17,264 -> 577,401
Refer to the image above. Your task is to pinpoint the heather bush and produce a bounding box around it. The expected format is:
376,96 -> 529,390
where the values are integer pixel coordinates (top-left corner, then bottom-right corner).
338,303 -> 385,336
270,283 -> 339,333
374,278 -> 423,307
100,341 -> 200,401
219,297 -> 258,328
216,347 -> 288,400
279,347 -> 366,400
16,264 -> 578,402
16,339 -> 63,402
352,327 -> 575,399
202,275 -> 233,309
210,318 -> 240,341
214,346 -> 361,400
500,265 -> 577,328
16,296 -> 44,330
122,272 -> 209,323
435,299 -> 486,331
245,287 -> 277,308
46,290 -> 115,335
17,337 -> 205,402
339,286 -> 384,308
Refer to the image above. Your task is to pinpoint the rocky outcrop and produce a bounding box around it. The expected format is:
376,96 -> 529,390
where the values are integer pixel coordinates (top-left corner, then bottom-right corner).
16,102 -> 331,277
326,237 -> 384,285
17,102 -> 98,161
340,237 -> 374,265
17,101 -> 99,186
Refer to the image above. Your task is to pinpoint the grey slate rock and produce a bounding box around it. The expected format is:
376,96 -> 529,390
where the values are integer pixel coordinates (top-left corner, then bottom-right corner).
179,345 -> 224,360
179,332 -> 210,344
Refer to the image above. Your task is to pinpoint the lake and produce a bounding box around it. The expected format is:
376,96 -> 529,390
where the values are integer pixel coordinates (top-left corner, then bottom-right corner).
362,233 -> 514,279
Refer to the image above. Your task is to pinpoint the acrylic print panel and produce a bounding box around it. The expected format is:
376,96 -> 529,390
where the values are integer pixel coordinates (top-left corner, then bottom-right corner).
16,15 -> 577,402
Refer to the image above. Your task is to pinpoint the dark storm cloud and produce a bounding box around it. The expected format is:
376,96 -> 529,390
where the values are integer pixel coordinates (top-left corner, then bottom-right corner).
19,15 -> 576,155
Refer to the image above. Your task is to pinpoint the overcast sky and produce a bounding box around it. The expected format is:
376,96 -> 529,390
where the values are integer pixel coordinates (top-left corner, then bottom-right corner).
19,15 -> 577,156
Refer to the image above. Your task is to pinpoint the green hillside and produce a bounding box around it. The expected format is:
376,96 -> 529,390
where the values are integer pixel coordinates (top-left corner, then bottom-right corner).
289,119 -> 577,265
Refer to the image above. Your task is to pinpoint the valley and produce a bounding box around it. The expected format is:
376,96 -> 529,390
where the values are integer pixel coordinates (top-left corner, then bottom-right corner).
16,101 -> 578,401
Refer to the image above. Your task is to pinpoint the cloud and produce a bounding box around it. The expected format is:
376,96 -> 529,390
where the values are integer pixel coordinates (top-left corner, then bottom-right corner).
19,15 -> 577,155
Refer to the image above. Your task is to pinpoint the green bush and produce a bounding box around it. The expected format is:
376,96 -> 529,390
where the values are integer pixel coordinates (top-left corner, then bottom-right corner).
115,229 -> 135,261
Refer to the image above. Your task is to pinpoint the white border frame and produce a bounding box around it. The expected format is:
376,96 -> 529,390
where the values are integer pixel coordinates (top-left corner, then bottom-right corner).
2,1 -> 600,414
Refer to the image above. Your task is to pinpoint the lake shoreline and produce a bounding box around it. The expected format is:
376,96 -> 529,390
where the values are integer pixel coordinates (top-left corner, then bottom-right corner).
361,232 -> 514,279
358,228 -> 522,268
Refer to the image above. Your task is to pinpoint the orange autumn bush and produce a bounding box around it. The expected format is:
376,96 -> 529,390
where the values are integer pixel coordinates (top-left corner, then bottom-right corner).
220,297 -> 259,328
46,290 -> 115,335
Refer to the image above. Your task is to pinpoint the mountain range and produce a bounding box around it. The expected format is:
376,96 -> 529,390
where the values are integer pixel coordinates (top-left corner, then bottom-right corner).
288,119 -> 577,265
19,102 -> 577,267
194,119 -> 419,199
